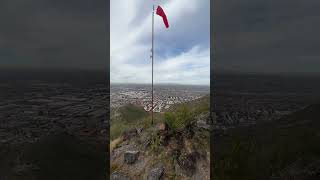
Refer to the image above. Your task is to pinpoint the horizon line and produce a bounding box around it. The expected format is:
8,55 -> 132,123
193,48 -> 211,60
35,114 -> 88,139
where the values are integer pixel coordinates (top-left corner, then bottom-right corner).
110,82 -> 210,86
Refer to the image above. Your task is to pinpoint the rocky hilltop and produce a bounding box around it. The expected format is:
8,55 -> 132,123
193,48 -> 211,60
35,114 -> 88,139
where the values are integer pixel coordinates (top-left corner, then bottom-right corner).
110,96 -> 211,180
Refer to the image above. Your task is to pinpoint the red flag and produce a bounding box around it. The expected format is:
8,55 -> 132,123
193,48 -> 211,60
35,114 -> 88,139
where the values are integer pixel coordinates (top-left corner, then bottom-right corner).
156,6 -> 169,28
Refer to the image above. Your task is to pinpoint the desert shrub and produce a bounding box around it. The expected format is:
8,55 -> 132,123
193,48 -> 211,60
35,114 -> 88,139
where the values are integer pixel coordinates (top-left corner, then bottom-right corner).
164,105 -> 193,130
164,112 -> 177,129
176,105 -> 193,127
150,133 -> 161,153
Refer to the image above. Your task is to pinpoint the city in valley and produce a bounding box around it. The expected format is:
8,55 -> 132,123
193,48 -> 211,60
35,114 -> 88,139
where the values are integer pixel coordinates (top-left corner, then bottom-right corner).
111,84 -> 210,112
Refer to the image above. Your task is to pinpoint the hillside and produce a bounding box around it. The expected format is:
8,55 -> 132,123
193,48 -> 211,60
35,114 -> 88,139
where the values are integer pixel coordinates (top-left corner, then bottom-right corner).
110,95 -> 211,179
213,103 -> 320,180
110,104 -> 149,140
167,95 -> 210,114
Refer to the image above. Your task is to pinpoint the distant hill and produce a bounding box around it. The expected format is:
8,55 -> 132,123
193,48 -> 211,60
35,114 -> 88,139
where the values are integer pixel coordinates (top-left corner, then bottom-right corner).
168,95 -> 210,114
110,104 -> 149,140
119,104 -> 148,122
214,103 -> 320,180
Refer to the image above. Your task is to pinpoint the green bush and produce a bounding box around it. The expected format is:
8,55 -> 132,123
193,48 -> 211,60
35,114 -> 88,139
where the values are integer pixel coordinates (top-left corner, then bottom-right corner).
164,105 -> 193,130
177,105 -> 193,126
164,112 -> 176,129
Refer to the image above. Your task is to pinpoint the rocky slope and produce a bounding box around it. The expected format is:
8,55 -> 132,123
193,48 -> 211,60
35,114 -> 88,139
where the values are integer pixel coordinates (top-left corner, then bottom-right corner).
110,111 -> 211,180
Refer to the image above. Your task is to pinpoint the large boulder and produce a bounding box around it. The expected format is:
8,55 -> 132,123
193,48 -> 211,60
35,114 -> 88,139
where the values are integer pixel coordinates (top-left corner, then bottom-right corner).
124,151 -> 139,164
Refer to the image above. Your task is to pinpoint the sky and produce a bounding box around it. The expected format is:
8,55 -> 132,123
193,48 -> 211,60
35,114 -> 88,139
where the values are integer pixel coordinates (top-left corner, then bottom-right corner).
110,0 -> 210,85
214,0 -> 320,75
0,0 -> 106,70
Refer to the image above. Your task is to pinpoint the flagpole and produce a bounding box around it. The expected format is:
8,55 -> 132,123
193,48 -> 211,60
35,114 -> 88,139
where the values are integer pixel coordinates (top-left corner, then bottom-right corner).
151,5 -> 154,125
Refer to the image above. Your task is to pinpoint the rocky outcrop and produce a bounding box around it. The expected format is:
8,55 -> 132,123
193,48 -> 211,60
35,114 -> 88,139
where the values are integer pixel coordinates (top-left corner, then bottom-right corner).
124,151 -> 139,164
111,113 -> 210,179
196,113 -> 211,130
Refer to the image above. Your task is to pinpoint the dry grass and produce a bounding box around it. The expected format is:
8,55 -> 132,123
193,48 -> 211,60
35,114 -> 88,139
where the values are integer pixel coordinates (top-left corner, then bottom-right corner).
110,136 -> 123,152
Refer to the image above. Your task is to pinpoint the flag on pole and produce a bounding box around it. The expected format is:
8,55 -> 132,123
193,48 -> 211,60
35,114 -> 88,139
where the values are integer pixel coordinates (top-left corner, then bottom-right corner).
156,6 -> 169,28
150,4 -> 169,124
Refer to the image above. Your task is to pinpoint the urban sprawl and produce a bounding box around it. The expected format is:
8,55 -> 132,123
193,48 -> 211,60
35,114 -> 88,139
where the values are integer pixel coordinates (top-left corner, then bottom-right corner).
111,84 -> 209,112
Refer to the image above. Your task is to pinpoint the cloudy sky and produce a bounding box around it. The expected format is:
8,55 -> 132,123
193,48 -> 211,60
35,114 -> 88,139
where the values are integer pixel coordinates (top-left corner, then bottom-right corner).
0,0 -> 106,70
111,0 -> 210,85
214,0 -> 320,74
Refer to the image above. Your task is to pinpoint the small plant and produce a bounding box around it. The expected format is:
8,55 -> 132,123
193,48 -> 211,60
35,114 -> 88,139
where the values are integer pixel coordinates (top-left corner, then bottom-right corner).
164,112 -> 177,129
179,105 -> 193,123
150,133 -> 161,153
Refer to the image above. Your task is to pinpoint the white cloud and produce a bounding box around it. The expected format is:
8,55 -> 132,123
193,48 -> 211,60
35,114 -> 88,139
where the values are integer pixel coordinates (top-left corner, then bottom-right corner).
111,0 -> 210,85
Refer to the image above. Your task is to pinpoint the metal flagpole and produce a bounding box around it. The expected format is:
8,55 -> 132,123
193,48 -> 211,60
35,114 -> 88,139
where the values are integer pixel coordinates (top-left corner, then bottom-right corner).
151,5 -> 154,125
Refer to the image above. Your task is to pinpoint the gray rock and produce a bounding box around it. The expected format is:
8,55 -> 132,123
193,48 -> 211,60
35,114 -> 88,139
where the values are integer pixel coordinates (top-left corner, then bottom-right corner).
124,150 -> 139,164
148,166 -> 164,180
196,120 -> 211,130
195,113 -> 211,130
111,171 -> 130,180
136,127 -> 143,134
